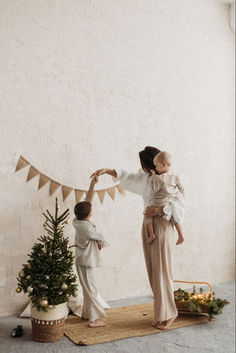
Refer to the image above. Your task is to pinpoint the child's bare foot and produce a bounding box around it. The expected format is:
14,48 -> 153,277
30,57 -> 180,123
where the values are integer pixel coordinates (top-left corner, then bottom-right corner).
176,236 -> 184,245
147,234 -> 156,245
88,320 -> 106,328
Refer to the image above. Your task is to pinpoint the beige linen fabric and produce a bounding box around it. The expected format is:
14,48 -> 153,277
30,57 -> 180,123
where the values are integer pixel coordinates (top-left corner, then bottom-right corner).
77,264 -> 106,322
144,173 -> 185,226
142,215 -> 178,322
73,218 -> 109,267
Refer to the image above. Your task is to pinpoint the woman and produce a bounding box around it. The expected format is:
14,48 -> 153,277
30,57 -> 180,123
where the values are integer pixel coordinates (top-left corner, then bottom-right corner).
91,146 -> 178,330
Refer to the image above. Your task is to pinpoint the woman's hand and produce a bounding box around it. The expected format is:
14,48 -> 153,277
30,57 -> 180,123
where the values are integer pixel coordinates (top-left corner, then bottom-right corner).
144,206 -> 163,218
90,168 -> 117,178
90,168 -> 108,178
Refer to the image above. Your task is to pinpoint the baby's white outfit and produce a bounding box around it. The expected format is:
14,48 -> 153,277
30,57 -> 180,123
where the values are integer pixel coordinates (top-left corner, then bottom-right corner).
144,172 -> 185,225
73,218 -> 108,322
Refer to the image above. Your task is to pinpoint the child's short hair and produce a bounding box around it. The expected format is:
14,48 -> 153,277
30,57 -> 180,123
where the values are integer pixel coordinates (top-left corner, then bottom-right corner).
155,151 -> 172,165
74,201 -> 91,220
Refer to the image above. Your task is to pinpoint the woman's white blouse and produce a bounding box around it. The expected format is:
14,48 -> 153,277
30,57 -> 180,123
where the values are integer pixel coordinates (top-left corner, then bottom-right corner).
113,169 -> 151,209
113,169 -> 184,223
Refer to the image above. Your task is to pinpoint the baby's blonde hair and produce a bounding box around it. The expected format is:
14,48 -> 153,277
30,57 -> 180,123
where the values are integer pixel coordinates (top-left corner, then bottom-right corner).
154,151 -> 172,165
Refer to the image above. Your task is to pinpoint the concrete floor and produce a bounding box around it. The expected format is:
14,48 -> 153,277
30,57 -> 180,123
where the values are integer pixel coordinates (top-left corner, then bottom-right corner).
0,281 -> 234,353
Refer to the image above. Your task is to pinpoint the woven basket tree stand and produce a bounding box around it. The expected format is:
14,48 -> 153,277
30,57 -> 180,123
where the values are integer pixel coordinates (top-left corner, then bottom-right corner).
30,303 -> 67,342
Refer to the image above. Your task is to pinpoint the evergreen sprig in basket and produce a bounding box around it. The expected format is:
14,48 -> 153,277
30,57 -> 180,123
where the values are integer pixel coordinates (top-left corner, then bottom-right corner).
16,199 -> 78,342
174,280 -> 229,319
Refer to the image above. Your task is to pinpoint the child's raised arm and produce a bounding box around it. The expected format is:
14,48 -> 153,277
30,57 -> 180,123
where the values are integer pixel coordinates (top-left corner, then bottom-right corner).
85,176 -> 98,203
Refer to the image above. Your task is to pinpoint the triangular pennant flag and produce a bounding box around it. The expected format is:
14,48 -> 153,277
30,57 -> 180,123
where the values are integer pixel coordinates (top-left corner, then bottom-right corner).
116,184 -> 126,195
38,174 -> 50,190
62,185 -> 73,201
75,189 -> 84,203
97,190 -> 105,204
50,180 -> 61,196
27,166 -> 40,182
107,186 -> 116,201
15,155 -> 30,172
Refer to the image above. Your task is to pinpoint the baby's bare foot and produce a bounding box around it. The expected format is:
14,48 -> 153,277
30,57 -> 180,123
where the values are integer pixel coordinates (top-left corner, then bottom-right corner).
88,320 -> 106,328
147,234 -> 156,245
176,236 -> 184,245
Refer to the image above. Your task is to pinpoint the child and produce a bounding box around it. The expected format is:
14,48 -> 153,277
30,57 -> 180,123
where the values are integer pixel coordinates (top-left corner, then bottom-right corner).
73,175 -> 108,328
144,151 -> 185,246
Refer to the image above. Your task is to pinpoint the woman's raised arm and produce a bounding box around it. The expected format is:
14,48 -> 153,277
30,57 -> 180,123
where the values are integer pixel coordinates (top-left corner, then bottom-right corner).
90,168 -> 117,178
91,168 -> 147,196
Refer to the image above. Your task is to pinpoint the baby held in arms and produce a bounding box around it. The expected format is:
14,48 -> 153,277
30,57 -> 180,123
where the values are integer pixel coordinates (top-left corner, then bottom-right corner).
144,151 -> 185,246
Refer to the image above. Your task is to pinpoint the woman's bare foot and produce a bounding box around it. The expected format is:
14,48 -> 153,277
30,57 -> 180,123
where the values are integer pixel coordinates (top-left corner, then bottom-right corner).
88,320 -> 106,328
156,315 -> 178,330
151,321 -> 161,327
156,320 -> 167,330
147,234 -> 156,245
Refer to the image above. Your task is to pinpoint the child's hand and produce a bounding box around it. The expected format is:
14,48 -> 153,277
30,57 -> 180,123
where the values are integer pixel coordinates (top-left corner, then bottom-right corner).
98,244 -> 102,251
91,175 -> 99,184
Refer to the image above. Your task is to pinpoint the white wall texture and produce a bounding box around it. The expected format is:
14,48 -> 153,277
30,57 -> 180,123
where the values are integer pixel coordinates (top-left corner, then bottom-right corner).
0,0 -> 234,315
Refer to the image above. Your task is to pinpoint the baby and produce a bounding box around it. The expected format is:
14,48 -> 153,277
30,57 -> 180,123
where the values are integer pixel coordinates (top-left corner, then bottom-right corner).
144,151 -> 185,245
73,176 -> 108,328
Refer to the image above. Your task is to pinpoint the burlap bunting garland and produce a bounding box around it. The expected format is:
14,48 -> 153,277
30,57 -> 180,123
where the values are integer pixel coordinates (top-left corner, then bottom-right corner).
75,189 -> 84,203
15,155 -> 126,204
97,190 -> 106,204
38,174 -> 50,190
27,166 -> 40,182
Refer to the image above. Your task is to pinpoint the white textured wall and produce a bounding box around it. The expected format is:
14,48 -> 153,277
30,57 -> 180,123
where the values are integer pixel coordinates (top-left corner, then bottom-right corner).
0,0 -> 234,315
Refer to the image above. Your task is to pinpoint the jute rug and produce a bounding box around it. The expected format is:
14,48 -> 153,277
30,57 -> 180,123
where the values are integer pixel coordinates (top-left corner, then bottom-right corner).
64,302 -> 210,345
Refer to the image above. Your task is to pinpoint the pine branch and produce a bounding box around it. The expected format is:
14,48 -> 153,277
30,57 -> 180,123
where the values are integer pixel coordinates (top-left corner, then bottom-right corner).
43,213 -> 54,224
44,229 -> 54,236
57,209 -> 70,222
45,223 -> 55,232
46,210 -> 55,222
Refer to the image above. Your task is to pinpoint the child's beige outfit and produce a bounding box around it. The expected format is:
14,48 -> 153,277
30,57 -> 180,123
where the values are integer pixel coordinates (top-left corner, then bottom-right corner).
73,218 -> 108,322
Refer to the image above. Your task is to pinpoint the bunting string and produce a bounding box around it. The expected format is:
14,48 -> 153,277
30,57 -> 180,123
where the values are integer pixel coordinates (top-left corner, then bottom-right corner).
15,155 -> 125,204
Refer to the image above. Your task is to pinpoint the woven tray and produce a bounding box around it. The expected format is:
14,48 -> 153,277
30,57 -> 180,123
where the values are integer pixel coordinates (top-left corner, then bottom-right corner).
174,280 -> 213,314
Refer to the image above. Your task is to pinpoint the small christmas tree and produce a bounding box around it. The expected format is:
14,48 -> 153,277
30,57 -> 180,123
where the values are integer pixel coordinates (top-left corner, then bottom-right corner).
16,198 -> 77,311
